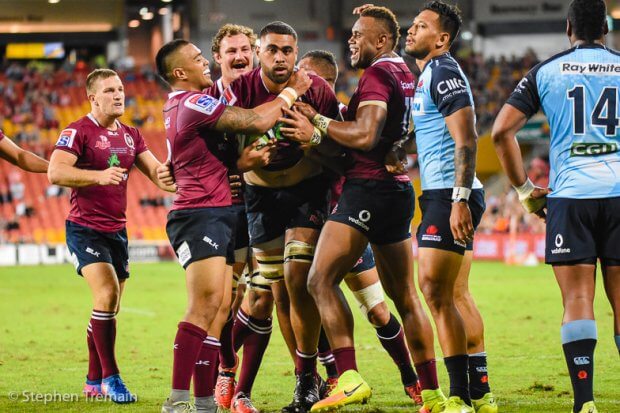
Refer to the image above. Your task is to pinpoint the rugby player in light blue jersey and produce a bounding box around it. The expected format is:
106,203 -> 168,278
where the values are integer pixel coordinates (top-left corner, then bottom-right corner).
492,1 -> 619,412
406,2 -> 497,413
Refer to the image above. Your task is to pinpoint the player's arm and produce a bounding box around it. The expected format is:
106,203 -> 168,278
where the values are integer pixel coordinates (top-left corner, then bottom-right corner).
48,149 -> 126,188
384,130 -> 417,174
236,138 -> 277,172
492,70 -> 549,217
135,150 -> 177,192
215,69 -> 312,135
0,136 -> 48,173
282,102 -> 386,151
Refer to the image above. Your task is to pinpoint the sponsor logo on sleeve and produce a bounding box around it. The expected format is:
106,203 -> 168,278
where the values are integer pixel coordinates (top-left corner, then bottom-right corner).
221,88 -> 237,106
56,128 -> 77,147
437,77 -> 467,95
185,94 -> 221,115
570,142 -> 618,157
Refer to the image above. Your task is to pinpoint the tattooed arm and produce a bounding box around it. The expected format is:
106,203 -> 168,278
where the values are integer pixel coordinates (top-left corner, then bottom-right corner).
445,106 -> 477,244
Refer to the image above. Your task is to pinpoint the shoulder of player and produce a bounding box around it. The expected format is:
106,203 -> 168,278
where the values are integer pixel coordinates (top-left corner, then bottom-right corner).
429,55 -> 465,80
527,47 -> 580,79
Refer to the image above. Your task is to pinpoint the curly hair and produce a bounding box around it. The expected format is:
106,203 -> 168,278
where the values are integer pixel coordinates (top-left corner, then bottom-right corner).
211,23 -> 257,57
360,6 -> 400,50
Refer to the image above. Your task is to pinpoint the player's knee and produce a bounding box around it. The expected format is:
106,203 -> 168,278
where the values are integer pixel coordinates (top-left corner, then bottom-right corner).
367,301 -> 390,326
420,277 -> 452,311
249,289 -> 274,318
95,284 -> 121,311
351,281 -> 386,322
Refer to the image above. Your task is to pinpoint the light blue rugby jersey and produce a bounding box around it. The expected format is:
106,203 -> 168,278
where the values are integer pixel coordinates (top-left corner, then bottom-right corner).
412,53 -> 483,191
507,44 -> 620,199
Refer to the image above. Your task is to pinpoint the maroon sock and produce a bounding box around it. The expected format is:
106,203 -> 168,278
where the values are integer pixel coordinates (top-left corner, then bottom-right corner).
235,317 -> 272,395
332,347 -> 357,375
86,323 -> 102,382
90,310 -> 119,378
318,328 -> 338,379
193,336 -> 221,397
376,314 -> 418,386
219,311 -> 237,369
415,359 -> 440,390
295,349 -> 318,375
232,309 -> 252,353
172,321 -> 208,391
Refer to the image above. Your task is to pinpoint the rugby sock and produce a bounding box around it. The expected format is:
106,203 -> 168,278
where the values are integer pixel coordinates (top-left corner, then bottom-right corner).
375,313 -> 418,386
295,349 -> 318,375
468,352 -> 491,399
318,328 -> 338,379
232,308 -> 252,352
236,316 -> 273,394
86,323 -> 102,382
444,354 -> 471,405
90,310 -> 119,378
193,336 -> 221,397
172,321 -> 208,392
615,335 -> 620,355
332,347 -> 357,375
219,310 -> 237,369
415,358 -> 439,390
561,320 -> 597,412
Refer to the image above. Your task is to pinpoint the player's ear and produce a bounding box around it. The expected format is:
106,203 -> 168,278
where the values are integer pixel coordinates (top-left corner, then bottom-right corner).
213,52 -> 222,65
566,18 -> 572,38
603,19 -> 609,36
437,31 -> 450,49
376,32 -> 388,50
172,67 -> 186,81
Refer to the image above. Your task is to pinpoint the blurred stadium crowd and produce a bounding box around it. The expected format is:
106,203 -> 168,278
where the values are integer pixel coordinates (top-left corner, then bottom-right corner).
0,49 -> 548,243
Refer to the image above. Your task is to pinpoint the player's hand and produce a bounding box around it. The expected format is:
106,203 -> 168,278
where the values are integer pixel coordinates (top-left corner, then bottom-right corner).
279,106 -> 315,144
287,68 -> 312,97
292,101 -> 318,121
353,3 -> 374,14
237,138 -> 277,171
229,174 -> 242,198
450,201 -> 474,245
157,160 -> 176,186
97,167 -> 127,186
384,144 -> 408,174
521,187 -> 550,221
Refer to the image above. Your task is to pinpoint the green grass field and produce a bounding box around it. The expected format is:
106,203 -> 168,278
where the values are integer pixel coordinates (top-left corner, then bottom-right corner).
0,261 -> 618,412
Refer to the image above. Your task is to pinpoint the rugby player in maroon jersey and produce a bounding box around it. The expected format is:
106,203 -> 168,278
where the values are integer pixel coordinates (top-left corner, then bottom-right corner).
47,68 -> 175,404
282,7 -> 440,412
0,130 -> 48,172
217,21 -> 341,413
154,39 -> 310,413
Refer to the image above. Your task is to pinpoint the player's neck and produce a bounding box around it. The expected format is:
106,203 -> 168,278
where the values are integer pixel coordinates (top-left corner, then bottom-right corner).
418,47 -> 450,68
370,50 -> 399,65
90,111 -> 119,130
571,38 -> 606,48
260,70 -> 286,94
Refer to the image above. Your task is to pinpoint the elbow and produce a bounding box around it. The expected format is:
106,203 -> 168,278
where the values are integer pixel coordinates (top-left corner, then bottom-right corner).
491,125 -> 508,147
47,165 -> 60,185
358,134 -> 377,152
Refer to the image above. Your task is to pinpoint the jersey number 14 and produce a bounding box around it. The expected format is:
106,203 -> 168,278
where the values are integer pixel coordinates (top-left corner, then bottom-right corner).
567,86 -> 619,136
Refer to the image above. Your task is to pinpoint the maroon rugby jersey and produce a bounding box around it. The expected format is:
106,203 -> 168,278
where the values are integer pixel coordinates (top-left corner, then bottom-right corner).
163,90 -> 229,211
207,78 -> 245,206
221,68 -> 340,172
54,114 -> 148,232
345,56 -> 414,182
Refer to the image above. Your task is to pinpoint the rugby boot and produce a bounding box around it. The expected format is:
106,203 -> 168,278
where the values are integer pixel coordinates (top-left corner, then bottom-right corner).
419,388 -> 447,413
101,374 -> 136,403
195,395 -> 217,413
442,396 -> 474,413
577,401 -> 598,413
472,392 -> 498,413
282,371 -> 321,413
231,392 -> 259,413
83,378 -> 103,397
161,398 -> 196,413
214,365 -> 237,408
310,369 -> 371,412
404,380 -> 423,405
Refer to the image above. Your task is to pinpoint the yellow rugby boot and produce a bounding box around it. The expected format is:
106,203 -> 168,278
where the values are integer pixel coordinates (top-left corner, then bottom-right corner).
577,401 -> 597,413
419,388 -> 447,413
310,370 -> 371,412
472,392 -> 498,413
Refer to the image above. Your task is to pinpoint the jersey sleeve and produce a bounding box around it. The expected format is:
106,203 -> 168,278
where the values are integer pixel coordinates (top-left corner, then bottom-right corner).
505,69 -> 540,118
220,75 -> 250,108
430,64 -> 472,117
309,76 -> 341,118
179,93 -> 227,130
356,66 -> 393,104
132,128 -> 148,155
54,125 -> 83,157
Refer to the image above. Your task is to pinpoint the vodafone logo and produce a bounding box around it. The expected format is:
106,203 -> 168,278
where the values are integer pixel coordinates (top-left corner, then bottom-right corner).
359,210 -> 371,223
555,234 -> 563,248
437,78 -> 466,94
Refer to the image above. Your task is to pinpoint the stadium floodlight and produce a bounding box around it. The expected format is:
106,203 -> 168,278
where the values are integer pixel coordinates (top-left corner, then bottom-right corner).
461,31 -> 473,41
162,0 -> 173,2
159,7 -> 169,15
142,12 -> 155,20
139,7 -> 149,15
128,19 -> 140,28
48,0 -> 60,3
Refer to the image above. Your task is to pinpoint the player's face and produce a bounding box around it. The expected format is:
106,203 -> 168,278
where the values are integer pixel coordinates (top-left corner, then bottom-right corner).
298,58 -> 337,91
406,10 -> 441,59
90,76 -> 124,118
258,33 -> 298,85
214,34 -> 254,82
348,16 -> 379,69
178,43 -> 212,89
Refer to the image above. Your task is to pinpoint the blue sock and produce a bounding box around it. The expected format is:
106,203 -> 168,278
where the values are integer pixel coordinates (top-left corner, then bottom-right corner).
615,335 -> 620,354
561,320 -> 597,413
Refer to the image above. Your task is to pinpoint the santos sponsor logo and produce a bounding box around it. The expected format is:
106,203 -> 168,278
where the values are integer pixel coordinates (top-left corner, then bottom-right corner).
551,233 -> 571,254
560,62 -> 620,75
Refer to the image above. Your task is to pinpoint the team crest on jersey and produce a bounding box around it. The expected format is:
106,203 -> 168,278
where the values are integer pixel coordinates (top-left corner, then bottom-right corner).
56,128 -> 77,148
185,94 -> 220,115
95,135 -> 111,150
124,133 -> 135,149
221,88 -> 237,106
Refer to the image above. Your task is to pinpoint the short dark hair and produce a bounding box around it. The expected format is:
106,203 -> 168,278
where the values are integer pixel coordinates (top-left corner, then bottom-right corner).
360,6 -> 400,50
156,39 -> 189,83
568,0 -> 607,42
301,50 -> 337,70
422,1 -> 462,44
259,21 -> 297,41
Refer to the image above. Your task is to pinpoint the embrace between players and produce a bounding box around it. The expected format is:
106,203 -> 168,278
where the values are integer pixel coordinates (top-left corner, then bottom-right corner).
5,1 -> 610,413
